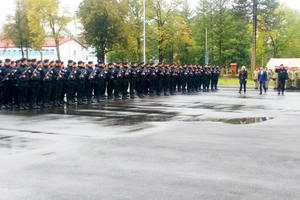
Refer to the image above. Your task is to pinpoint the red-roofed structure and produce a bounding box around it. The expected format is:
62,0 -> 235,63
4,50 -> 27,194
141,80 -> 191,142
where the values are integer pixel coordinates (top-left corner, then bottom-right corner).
0,38 -> 71,48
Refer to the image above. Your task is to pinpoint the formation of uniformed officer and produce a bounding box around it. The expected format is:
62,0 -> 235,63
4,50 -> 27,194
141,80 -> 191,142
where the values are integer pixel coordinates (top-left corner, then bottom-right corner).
0,58 -> 221,110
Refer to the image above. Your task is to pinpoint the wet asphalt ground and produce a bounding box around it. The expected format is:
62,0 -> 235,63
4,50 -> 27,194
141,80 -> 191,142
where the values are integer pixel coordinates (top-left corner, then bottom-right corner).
0,85 -> 300,200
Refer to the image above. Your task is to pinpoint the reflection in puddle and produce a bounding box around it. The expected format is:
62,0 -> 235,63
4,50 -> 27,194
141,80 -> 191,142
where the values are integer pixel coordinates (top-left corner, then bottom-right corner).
203,117 -> 274,125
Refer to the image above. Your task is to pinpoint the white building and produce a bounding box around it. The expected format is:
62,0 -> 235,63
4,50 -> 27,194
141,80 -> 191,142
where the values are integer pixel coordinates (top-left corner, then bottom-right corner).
266,58 -> 300,70
0,38 -> 97,63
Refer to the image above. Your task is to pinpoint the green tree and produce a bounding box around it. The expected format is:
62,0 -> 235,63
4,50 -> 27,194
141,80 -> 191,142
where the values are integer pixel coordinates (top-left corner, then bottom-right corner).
1,0 -> 30,58
78,0 -> 126,62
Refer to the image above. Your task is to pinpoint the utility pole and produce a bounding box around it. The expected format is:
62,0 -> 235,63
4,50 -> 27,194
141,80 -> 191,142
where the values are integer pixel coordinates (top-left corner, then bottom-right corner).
251,0 -> 258,71
205,28 -> 209,65
143,0 -> 146,64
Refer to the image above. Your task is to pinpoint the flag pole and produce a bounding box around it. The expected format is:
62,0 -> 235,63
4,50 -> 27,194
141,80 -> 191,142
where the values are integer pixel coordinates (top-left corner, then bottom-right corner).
143,0 -> 146,64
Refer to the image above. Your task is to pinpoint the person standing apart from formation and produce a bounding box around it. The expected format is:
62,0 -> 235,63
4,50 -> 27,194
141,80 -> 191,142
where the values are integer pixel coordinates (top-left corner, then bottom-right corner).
253,67 -> 259,89
275,64 -> 288,95
239,66 -> 248,94
258,67 -> 267,95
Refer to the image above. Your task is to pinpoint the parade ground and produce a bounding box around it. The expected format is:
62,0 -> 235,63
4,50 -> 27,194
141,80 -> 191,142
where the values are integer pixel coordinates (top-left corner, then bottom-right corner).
0,85 -> 300,200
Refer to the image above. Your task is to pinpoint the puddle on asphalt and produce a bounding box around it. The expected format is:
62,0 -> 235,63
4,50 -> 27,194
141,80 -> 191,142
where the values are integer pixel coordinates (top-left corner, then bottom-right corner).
201,117 -> 274,124
0,135 -> 31,149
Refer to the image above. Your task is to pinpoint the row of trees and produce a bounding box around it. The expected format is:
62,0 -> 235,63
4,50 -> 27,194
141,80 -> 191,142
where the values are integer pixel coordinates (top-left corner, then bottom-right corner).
1,0 -> 71,60
77,0 -> 300,68
2,0 -> 300,68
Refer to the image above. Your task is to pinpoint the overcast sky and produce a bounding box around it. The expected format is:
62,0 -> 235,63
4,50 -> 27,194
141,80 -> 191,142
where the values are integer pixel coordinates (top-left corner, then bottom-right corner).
0,0 -> 299,34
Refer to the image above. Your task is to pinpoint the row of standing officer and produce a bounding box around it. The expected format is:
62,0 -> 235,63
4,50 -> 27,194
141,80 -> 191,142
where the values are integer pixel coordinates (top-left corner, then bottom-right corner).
0,58 -> 220,110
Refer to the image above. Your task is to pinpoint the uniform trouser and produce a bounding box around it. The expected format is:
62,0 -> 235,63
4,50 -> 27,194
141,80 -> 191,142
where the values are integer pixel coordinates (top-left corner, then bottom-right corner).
182,77 -> 187,92
66,81 -> 75,103
2,82 -> 11,105
169,77 -> 176,94
144,78 -> 149,94
43,82 -> 52,105
0,86 -> 3,105
259,81 -> 266,94
107,79 -> 114,97
211,78 -> 218,90
114,79 -> 121,97
85,80 -> 93,102
60,81 -> 67,103
31,82 -> 40,106
148,77 -> 156,95
177,77 -> 182,92
137,78 -> 144,95
156,78 -> 163,95
77,80 -> 85,103
254,79 -> 258,89
130,78 -> 137,97
121,79 -> 129,97
52,81 -> 63,105
278,80 -> 286,94
94,80 -> 100,101
239,81 -> 246,93
99,79 -> 106,97
17,84 -> 29,107
163,78 -> 169,94
187,77 -> 193,92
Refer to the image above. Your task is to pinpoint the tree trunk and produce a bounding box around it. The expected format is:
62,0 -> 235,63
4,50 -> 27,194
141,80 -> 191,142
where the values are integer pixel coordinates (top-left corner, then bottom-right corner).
96,47 -> 105,63
55,39 -> 61,60
251,0 -> 257,70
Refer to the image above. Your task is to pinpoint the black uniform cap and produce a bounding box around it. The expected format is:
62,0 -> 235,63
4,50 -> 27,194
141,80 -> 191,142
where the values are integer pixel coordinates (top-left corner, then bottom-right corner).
88,61 -> 93,64
5,58 -> 11,62
78,61 -> 83,65
44,59 -> 49,63
55,60 -> 61,64
20,58 -> 27,63
31,58 -> 37,62
68,60 -> 73,64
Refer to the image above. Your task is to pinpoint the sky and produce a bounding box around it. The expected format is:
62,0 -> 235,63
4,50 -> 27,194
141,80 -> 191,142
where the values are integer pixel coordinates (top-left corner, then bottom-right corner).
0,0 -> 299,34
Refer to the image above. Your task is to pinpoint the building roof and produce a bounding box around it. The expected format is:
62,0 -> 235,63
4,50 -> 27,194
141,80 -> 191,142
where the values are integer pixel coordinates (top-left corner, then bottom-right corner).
266,58 -> 300,70
0,38 -> 71,49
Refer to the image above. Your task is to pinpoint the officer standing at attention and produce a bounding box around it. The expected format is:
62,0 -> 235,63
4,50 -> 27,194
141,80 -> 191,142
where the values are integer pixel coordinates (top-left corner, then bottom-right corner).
106,63 -> 115,99
15,58 -> 29,110
275,64 -> 288,95
253,67 -> 259,89
86,61 -> 95,104
129,62 -> 138,99
0,59 -> 13,109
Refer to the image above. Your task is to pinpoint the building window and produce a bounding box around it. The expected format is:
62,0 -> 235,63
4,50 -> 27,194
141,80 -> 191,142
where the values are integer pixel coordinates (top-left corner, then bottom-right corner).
74,50 -> 76,56
0,50 -> 3,56
50,49 -> 54,55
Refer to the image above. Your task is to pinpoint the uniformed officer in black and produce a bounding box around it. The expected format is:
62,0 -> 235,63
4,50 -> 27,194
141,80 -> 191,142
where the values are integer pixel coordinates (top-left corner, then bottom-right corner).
42,60 -> 52,108
275,64 -> 288,95
0,59 -> 13,109
114,63 -> 123,99
106,63 -> 115,99
86,61 -> 95,104
50,60 -> 63,106
76,61 -> 87,105
15,58 -> 30,110
97,62 -> 107,101
121,62 -> 130,99
129,62 -> 138,99
30,62 -> 42,109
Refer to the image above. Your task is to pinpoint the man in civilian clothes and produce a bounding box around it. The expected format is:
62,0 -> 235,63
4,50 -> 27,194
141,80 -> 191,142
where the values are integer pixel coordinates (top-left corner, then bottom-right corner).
258,67 -> 268,95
